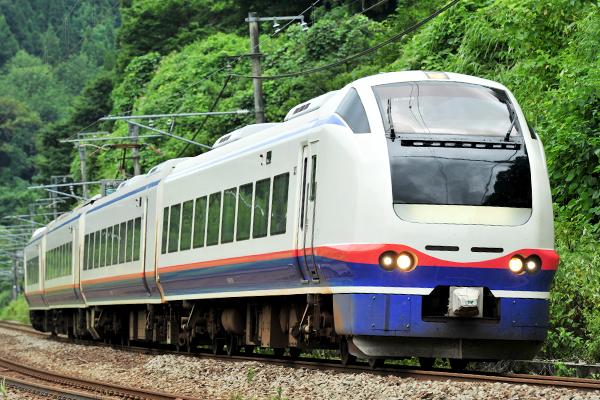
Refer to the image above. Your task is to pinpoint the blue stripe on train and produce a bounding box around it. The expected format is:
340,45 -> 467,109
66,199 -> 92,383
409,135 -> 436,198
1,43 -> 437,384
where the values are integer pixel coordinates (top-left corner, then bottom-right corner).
157,255 -> 555,297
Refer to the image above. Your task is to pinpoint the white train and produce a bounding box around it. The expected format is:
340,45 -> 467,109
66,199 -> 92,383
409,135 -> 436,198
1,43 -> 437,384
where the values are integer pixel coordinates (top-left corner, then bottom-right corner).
25,71 -> 559,369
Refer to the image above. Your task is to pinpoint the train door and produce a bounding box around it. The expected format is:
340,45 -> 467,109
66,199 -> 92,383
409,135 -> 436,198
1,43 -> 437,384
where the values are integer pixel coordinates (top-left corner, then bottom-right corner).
141,196 -> 152,297
296,142 -> 321,283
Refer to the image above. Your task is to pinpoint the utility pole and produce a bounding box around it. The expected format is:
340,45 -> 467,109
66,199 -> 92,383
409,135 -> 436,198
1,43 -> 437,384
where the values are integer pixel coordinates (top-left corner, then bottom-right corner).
77,134 -> 89,199
129,121 -> 141,176
248,12 -> 265,124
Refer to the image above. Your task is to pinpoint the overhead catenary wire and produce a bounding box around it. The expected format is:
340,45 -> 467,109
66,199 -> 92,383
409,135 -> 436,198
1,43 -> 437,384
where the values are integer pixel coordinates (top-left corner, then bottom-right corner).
260,0 -> 389,73
0,0 -> 122,127
175,75 -> 232,158
108,1 -> 322,119
64,1 -> 323,142
232,0 -> 460,80
0,0 -> 83,103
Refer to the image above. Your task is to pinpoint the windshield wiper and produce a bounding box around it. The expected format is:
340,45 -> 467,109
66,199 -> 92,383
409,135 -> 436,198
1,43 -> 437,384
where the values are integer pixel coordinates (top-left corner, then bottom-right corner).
387,98 -> 395,139
504,102 -> 519,142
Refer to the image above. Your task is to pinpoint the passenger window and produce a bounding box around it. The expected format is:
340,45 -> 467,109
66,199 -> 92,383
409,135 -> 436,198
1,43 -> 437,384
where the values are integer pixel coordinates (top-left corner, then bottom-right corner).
60,245 -> 65,276
168,204 -> 181,253
310,156 -> 317,201
119,222 -> 127,263
221,188 -> 237,244
236,183 -> 253,241
126,220 -> 134,262
180,200 -> 193,251
206,192 -> 222,246
335,88 -> 371,133
133,217 -> 142,261
94,230 -> 100,268
271,173 -> 290,235
85,233 -> 92,270
68,242 -> 72,274
193,196 -> 207,248
106,227 -> 113,266
100,229 -> 107,267
253,178 -> 271,238
161,207 -> 169,254
112,224 -> 119,265
83,235 -> 88,271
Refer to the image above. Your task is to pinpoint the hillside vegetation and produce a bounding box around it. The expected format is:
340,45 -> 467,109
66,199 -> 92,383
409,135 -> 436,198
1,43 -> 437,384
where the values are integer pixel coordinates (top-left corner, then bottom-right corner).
1,0 -> 600,361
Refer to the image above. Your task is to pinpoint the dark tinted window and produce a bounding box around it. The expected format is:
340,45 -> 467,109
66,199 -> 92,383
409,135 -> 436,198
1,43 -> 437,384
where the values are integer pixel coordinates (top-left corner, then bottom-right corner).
253,178 -> 270,238
84,234 -> 89,270
133,217 -> 142,261
119,222 -> 126,263
126,220 -> 134,262
193,196 -> 207,248
168,204 -> 181,253
207,192 -> 221,246
180,200 -> 193,251
336,88 -> 371,133
106,227 -> 113,266
112,224 -> 119,265
161,207 -> 169,254
100,229 -> 107,267
236,183 -> 253,241
271,173 -> 289,235
93,231 -> 100,268
221,188 -> 237,244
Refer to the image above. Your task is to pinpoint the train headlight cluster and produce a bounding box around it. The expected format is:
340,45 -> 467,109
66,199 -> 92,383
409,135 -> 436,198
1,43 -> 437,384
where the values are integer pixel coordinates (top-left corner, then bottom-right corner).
509,254 -> 542,275
378,251 -> 418,272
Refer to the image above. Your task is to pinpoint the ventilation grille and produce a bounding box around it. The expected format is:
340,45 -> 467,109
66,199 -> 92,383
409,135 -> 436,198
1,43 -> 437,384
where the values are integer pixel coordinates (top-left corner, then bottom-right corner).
425,245 -> 459,252
401,140 -> 520,150
471,247 -> 504,253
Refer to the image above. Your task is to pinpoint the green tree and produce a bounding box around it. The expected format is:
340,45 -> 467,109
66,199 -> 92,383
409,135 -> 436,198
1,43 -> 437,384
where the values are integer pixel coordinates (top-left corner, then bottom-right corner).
0,14 -> 18,66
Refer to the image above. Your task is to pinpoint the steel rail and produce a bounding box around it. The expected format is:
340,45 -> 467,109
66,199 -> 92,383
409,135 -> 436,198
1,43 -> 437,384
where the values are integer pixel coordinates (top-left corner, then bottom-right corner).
0,375 -> 111,400
2,321 -> 600,392
0,356 -> 208,400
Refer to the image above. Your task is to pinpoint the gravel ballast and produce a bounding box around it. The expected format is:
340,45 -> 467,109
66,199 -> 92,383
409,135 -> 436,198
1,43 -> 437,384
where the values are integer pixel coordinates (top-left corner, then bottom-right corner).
1,328 -> 600,400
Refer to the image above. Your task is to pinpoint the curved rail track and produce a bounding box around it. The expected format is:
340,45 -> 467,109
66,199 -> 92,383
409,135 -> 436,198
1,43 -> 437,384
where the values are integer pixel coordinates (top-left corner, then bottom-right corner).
1,321 -> 599,394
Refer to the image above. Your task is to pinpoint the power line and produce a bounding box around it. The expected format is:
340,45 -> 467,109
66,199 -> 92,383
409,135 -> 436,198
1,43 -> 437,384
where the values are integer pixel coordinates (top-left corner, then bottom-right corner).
108,1 -> 322,119
0,0 -> 122,126
256,0 -> 388,76
0,0 -> 83,103
64,1 -> 322,142
232,0 -> 460,80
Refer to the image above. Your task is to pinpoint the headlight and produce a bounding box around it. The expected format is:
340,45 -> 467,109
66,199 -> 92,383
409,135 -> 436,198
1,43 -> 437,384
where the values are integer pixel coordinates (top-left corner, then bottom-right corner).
378,250 -> 418,272
378,251 -> 398,272
397,251 -> 417,272
524,254 -> 542,275
508,255 -> 525,275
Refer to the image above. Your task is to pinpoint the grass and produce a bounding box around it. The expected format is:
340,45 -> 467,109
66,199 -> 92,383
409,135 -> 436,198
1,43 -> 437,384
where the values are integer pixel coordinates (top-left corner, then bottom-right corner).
0,294 -> 30,324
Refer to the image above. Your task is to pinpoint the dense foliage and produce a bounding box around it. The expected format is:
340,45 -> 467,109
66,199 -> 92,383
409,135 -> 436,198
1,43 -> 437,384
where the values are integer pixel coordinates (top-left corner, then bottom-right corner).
1,0 -> 600,362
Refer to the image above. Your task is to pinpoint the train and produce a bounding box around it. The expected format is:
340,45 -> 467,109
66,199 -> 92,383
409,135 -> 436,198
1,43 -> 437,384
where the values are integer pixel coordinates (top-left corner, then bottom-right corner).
24,70 -> 559,370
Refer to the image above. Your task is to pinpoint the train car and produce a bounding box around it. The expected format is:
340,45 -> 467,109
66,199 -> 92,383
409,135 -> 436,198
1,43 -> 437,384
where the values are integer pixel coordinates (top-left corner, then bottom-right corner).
25,70 -> 558,369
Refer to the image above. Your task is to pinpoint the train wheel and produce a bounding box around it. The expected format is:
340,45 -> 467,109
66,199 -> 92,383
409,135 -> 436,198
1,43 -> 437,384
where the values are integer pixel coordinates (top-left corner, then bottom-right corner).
187,341 -> 197,353
288,348 -> 302,359
340,338 -> 356,366
419,357 -> 435,369
212,338 -> 225,355
449,358 -> 469,371
368,359 -> 384,369
226,335 -> 239,357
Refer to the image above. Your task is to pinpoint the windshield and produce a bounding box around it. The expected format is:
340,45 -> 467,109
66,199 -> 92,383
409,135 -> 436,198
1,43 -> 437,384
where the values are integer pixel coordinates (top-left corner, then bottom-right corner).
373,81 -> 519,137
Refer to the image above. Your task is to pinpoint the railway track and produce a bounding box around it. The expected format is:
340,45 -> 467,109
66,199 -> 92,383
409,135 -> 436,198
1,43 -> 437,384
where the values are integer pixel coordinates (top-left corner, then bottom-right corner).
1,321 -> 600,394
0,352 -> 207,400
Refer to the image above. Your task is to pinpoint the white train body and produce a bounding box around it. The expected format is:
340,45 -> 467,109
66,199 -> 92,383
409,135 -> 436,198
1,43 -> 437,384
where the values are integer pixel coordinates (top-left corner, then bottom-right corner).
24,71 -> 558,361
